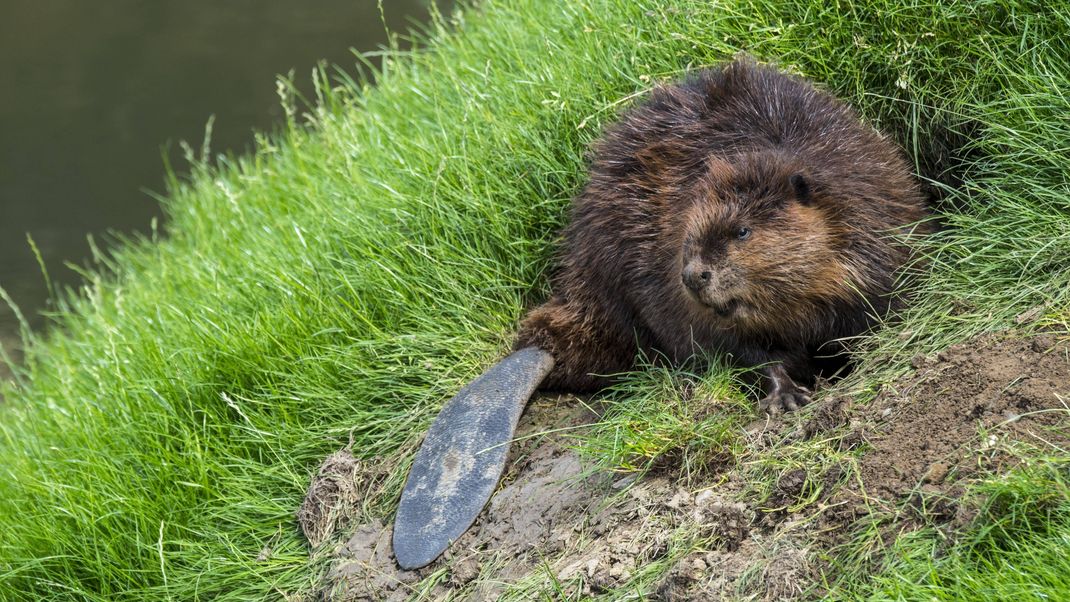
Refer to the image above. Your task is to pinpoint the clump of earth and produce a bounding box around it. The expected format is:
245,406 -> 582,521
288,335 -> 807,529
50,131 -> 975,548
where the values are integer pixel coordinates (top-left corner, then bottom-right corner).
301,331 -> 1069,601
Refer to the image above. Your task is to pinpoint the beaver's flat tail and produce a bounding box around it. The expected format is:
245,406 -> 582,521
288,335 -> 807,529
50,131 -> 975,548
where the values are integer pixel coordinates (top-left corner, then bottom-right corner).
392,347 -> 554,570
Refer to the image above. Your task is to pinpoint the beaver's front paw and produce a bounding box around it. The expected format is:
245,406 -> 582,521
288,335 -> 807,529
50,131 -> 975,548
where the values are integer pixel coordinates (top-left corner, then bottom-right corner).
759,382 -> 811,415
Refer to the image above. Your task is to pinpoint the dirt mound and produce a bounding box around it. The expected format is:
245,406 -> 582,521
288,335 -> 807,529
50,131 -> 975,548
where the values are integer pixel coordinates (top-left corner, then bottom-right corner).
652,331 -> 1070,600
303,331 -> 1069,600
865,334 -> 1068,497
321,399 -> 696,600
315,402 -> 817,601
315,397 -> 792,601
317,399 -> 600,600
815,333 -> 1070,547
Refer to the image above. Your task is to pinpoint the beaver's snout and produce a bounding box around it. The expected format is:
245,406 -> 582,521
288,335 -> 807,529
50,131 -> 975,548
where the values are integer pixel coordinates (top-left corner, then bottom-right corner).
682,261 -> 741,316
681,262 -> 712,292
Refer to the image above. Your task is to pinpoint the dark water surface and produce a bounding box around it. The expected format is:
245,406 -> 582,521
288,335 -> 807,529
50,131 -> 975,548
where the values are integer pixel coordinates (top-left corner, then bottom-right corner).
0,0 -> 442,342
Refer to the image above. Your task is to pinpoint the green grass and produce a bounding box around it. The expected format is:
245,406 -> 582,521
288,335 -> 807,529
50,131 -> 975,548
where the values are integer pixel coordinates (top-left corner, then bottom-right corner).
579,357 -> 752,476
844,452 -> 1070,601
0,0 -> 1068,599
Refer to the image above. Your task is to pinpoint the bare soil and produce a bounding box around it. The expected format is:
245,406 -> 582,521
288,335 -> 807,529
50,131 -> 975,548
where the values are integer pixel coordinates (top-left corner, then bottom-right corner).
812,334 -> 1070,531
303,331 -> 1070,601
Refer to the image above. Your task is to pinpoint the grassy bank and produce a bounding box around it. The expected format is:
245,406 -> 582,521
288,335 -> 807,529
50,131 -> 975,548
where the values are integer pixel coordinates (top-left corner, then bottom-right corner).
1,0 -> 1068,599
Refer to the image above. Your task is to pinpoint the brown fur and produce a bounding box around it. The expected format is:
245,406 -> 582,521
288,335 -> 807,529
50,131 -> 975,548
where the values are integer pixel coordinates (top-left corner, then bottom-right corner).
516,58 -> 931,411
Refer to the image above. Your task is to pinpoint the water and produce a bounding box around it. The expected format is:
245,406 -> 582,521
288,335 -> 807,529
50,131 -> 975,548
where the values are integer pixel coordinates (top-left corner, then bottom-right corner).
0,0 -> 444,344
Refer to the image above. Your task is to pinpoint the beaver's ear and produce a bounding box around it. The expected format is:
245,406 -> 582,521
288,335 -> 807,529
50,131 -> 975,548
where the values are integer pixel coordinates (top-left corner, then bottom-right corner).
789,173 -> 812,205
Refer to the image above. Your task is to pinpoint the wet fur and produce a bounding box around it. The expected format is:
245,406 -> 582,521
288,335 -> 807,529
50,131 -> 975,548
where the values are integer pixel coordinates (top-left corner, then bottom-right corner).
516,59 -> 930,409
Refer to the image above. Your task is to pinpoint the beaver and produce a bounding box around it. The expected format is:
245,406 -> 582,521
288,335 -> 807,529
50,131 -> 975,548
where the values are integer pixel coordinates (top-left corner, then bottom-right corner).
515,58 -> 931,412
392,59 -> 933,570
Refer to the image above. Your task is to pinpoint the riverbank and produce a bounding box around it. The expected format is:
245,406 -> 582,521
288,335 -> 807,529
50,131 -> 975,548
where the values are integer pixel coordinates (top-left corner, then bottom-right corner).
0,0 -> 1067,599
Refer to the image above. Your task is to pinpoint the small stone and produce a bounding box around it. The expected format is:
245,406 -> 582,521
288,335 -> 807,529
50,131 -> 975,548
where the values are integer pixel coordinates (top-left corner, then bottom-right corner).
838,428 -> 865,451
923,484 -> 943,495
449,558 -> 480,587
694,489 -> 714,506
922,462 -> 949,485
880,407 -> 893,419
665,489 -> 692,510
1031,335 -> 1055,354
585,558 -> 599,577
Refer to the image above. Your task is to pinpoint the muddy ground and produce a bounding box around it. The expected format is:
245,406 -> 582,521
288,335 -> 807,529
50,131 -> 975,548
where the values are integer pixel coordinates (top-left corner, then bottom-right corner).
302,331 -> 1070,601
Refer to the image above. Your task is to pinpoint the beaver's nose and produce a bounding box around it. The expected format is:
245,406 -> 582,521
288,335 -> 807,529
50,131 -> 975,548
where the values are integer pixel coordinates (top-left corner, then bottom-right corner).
682,263 -> 711,292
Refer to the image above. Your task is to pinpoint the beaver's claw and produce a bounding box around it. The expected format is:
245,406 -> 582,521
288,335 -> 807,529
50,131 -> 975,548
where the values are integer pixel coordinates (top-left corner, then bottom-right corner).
759,383 -> 811,415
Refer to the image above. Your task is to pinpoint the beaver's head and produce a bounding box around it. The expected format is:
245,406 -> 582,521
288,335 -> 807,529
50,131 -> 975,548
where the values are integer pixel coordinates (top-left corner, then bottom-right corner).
678,152 -> 858,329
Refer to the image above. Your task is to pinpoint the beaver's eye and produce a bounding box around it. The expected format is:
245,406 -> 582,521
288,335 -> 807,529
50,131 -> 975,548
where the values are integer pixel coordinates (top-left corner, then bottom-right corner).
736,227 -> 751,240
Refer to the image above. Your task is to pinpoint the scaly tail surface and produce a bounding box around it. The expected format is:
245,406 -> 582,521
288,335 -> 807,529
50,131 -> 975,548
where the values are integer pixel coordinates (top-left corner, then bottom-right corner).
392,347 -> 554,570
